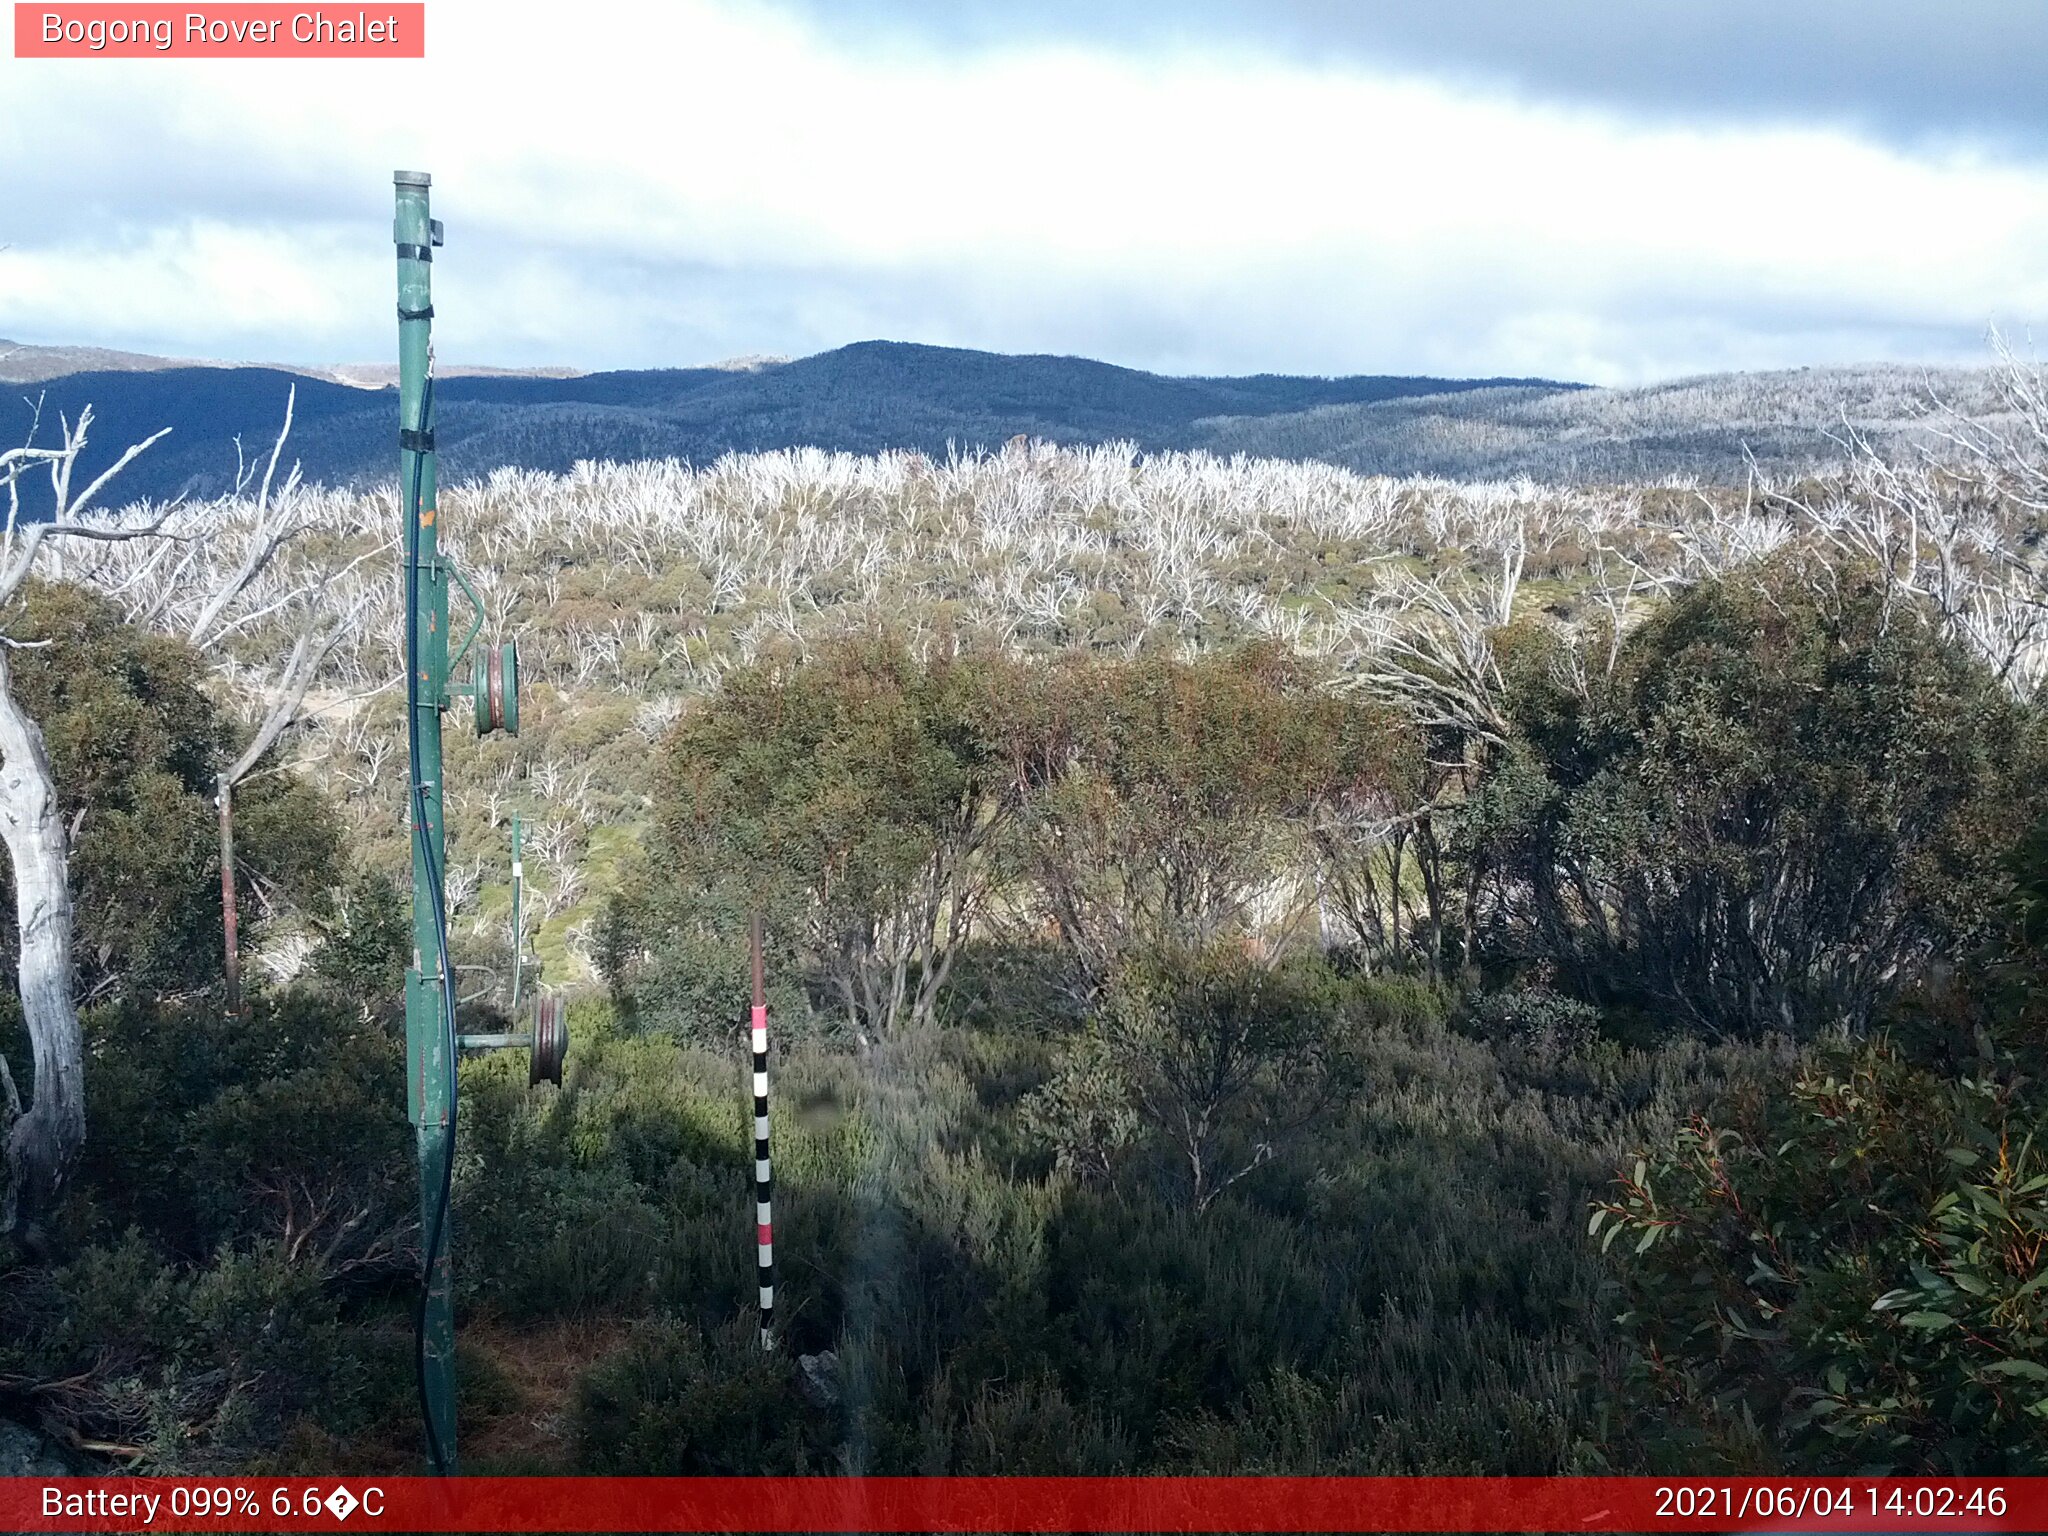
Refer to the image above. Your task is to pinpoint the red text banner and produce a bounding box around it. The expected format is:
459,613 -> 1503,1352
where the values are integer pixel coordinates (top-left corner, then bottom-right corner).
14,4 -> 424,57
5,1476 -> 2046,1533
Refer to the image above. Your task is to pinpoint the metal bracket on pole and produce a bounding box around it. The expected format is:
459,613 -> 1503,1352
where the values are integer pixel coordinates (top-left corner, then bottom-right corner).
446,561 -> 486,680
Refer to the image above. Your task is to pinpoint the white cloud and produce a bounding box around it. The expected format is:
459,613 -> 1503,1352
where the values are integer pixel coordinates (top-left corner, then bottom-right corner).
0,0 -> 2041,381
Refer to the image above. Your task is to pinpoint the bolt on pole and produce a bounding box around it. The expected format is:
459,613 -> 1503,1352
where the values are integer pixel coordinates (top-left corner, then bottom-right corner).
395,167 -> 457,1474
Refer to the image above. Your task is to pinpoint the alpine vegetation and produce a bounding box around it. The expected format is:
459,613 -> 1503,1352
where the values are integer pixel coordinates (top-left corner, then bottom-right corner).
0,345 -> 2043,1477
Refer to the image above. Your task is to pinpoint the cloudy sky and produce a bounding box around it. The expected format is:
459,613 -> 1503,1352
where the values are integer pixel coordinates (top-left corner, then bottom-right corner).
2,0 -> 2044,384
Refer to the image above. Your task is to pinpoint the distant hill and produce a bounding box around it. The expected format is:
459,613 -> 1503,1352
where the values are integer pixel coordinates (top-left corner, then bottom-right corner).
0,340 -> 1569,512
1195,363 -> 2013,484
0,338 -> 228,382
0,337 -> 587,389
3,338 -> 2005,512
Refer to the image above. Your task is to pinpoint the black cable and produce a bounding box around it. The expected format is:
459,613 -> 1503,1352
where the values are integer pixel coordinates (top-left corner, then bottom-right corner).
404,366 -> 458,1476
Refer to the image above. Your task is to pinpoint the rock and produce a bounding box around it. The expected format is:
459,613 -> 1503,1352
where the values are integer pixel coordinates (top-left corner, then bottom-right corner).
0,1417 -> 83,1476
797,1349 -> 841,1409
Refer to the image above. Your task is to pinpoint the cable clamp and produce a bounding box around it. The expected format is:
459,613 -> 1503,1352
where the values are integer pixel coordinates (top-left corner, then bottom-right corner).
400,428 -> 436,452
395,243 -> 434,263
398,304 -> 435,322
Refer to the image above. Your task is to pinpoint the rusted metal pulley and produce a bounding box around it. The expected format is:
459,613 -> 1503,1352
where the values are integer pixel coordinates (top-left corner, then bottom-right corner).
529,992 -> 568,1087
474,639 -> 520,737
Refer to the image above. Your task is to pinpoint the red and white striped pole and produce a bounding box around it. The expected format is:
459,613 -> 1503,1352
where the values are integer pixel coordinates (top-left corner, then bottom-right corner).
749,912 -> 774,1350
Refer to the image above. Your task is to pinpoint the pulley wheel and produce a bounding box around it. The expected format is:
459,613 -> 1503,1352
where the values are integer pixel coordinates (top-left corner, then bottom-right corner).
474,640 -> 521,737
529,993 -> 568,1087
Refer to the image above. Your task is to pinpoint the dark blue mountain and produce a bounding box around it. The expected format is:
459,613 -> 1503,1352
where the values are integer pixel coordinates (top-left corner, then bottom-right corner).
4,340 -> 1578,513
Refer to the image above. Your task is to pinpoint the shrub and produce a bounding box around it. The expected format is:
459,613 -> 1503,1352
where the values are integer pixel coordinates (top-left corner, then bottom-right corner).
0,581 -> 343,1005
1594,1040 -> 2048,1472
1594,816 -> 2048,1472
310,867 -> 409,999
572,1318 -> 826,1473
1473,561 -> 2044,1037
1017,1030 -> 1137,1183
71,990 -> 410,1267
1011,645 -> 1392,988
634,634 -> 1034,1044
1024,946 -> 1360,1211
0,1231 -> 360,1472
453,1029 -> 744,1319
1463,985 -> 1601,1065
0,986 -> 413,1469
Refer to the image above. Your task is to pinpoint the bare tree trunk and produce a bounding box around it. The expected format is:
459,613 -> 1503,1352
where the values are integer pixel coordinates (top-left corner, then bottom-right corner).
218,773 -> 241,1018
1415,814 -> 1446,978
0,651 -> 82,1242
0,404 -> 183,1242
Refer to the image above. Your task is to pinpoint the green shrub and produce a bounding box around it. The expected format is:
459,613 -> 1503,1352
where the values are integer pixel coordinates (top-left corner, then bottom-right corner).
1473,562 -> 2044,1037
0,984 -> 415,1470
1010,645 -> 1392,986
310,867 -> 410,999
1025,946 -> 1361,1211
72,990 -> 409,1265
0,581 -> 343,1006
1,1231 -> 359,1472
633,634 -> 1036,1043
1019,1029 -> 1136,1183
1595,1039 -> 2047,1472
1594,812 -> 2048,1472
454,1030 -> 746,1318
1463,985 -> 1601,1065
572,1318 -> 827,1473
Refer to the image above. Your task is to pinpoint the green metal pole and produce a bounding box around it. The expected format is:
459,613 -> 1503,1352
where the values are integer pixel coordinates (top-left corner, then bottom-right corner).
510,812 -> 523,1012
395,168 -> 456,1473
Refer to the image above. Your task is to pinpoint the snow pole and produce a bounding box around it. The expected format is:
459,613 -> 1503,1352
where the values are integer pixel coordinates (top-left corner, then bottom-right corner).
750,911 -> 775,1349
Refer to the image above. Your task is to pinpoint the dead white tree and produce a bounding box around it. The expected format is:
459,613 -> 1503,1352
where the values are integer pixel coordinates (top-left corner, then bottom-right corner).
194,394 -> 379,1012
211,592 -> 373,1013
0,403 -> 175,1243
1360,569 -> 1514,750
1343,568 -> 1522,972
66,388 -> 387,1011
1774,340 -> 2048,700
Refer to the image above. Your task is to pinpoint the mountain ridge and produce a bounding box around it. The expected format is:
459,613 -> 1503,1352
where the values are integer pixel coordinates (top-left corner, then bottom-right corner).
0,337 -> 2005,509
0,339 -> 1576,510
0,337 -> 591,389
